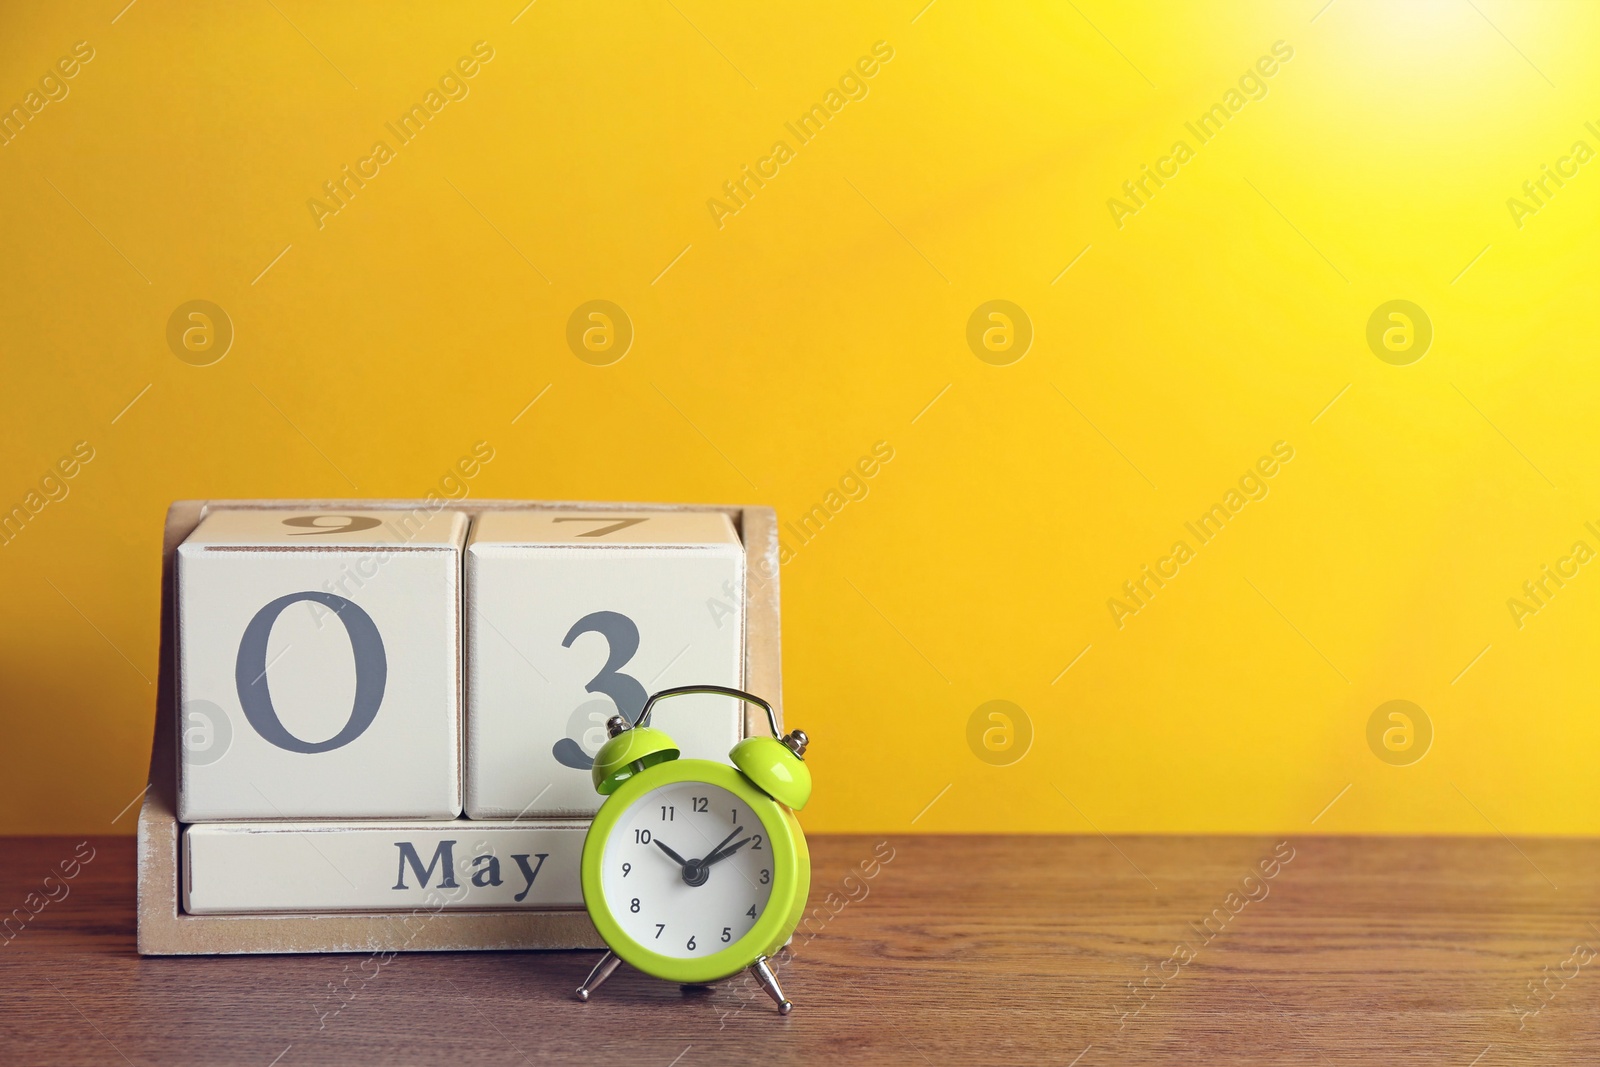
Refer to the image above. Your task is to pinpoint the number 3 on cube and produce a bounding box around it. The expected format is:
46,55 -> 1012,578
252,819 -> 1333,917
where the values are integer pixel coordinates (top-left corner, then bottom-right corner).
465,512 -> 747,818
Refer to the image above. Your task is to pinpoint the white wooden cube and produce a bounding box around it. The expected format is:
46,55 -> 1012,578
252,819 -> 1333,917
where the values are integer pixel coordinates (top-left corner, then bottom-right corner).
465,511 -> 745,818
177,508 -> 467,821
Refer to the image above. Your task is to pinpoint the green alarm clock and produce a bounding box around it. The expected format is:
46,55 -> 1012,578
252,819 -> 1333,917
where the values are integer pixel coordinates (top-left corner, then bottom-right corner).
574,685 -> 812,1014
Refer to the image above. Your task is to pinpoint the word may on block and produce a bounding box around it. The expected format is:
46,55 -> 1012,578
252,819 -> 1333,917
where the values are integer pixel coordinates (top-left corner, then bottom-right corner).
182,821 -> 588,913
175,507 -> 746,828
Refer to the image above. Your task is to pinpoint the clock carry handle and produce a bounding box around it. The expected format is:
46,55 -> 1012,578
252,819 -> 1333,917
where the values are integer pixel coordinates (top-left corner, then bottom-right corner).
632,684 -> 812,810
635,684 -> 781,738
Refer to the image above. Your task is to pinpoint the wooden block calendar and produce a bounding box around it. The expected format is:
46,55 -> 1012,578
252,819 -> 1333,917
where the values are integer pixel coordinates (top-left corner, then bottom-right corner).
137,499 -> 784,955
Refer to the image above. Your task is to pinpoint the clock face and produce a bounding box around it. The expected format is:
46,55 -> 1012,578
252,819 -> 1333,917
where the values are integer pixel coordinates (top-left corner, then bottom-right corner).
600,779 -> 776,959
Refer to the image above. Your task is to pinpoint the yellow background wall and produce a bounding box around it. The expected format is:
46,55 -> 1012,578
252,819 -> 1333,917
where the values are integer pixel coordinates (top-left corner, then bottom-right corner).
4,1 -> 1599,837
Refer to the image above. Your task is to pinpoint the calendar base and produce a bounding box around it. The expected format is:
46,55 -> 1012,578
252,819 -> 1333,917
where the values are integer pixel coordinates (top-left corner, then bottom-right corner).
136,498 -> 784,955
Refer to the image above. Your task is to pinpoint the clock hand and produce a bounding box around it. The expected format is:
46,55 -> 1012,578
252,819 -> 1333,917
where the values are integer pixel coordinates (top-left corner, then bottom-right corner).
663,826 -> 745,889
698,825 -> 743,865
700,836 -> 752,869
653,839 -> 690,868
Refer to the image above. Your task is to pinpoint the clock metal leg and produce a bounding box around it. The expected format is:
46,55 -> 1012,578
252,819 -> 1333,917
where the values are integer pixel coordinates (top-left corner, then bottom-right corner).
750,955 -> 792,1014
575,950 -> 621,1002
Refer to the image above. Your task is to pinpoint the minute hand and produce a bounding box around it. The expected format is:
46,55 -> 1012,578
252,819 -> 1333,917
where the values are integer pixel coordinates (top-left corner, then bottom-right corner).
698,825 -> 742,864
700,835 -> 753,869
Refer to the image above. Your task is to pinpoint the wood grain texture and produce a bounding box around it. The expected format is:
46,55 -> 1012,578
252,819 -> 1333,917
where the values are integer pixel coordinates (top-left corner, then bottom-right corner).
10,833 -> 1600,1065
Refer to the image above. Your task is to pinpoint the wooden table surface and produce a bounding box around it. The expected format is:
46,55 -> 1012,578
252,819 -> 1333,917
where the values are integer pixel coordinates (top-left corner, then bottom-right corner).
4,833 -> 1599,1065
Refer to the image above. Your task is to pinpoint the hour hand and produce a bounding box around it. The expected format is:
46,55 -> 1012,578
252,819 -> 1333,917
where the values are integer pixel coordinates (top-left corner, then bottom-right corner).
653,838 -> 689,868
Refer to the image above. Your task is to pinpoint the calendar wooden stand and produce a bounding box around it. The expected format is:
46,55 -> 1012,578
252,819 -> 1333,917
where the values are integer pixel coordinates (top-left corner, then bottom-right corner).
136,499 -> 783,955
